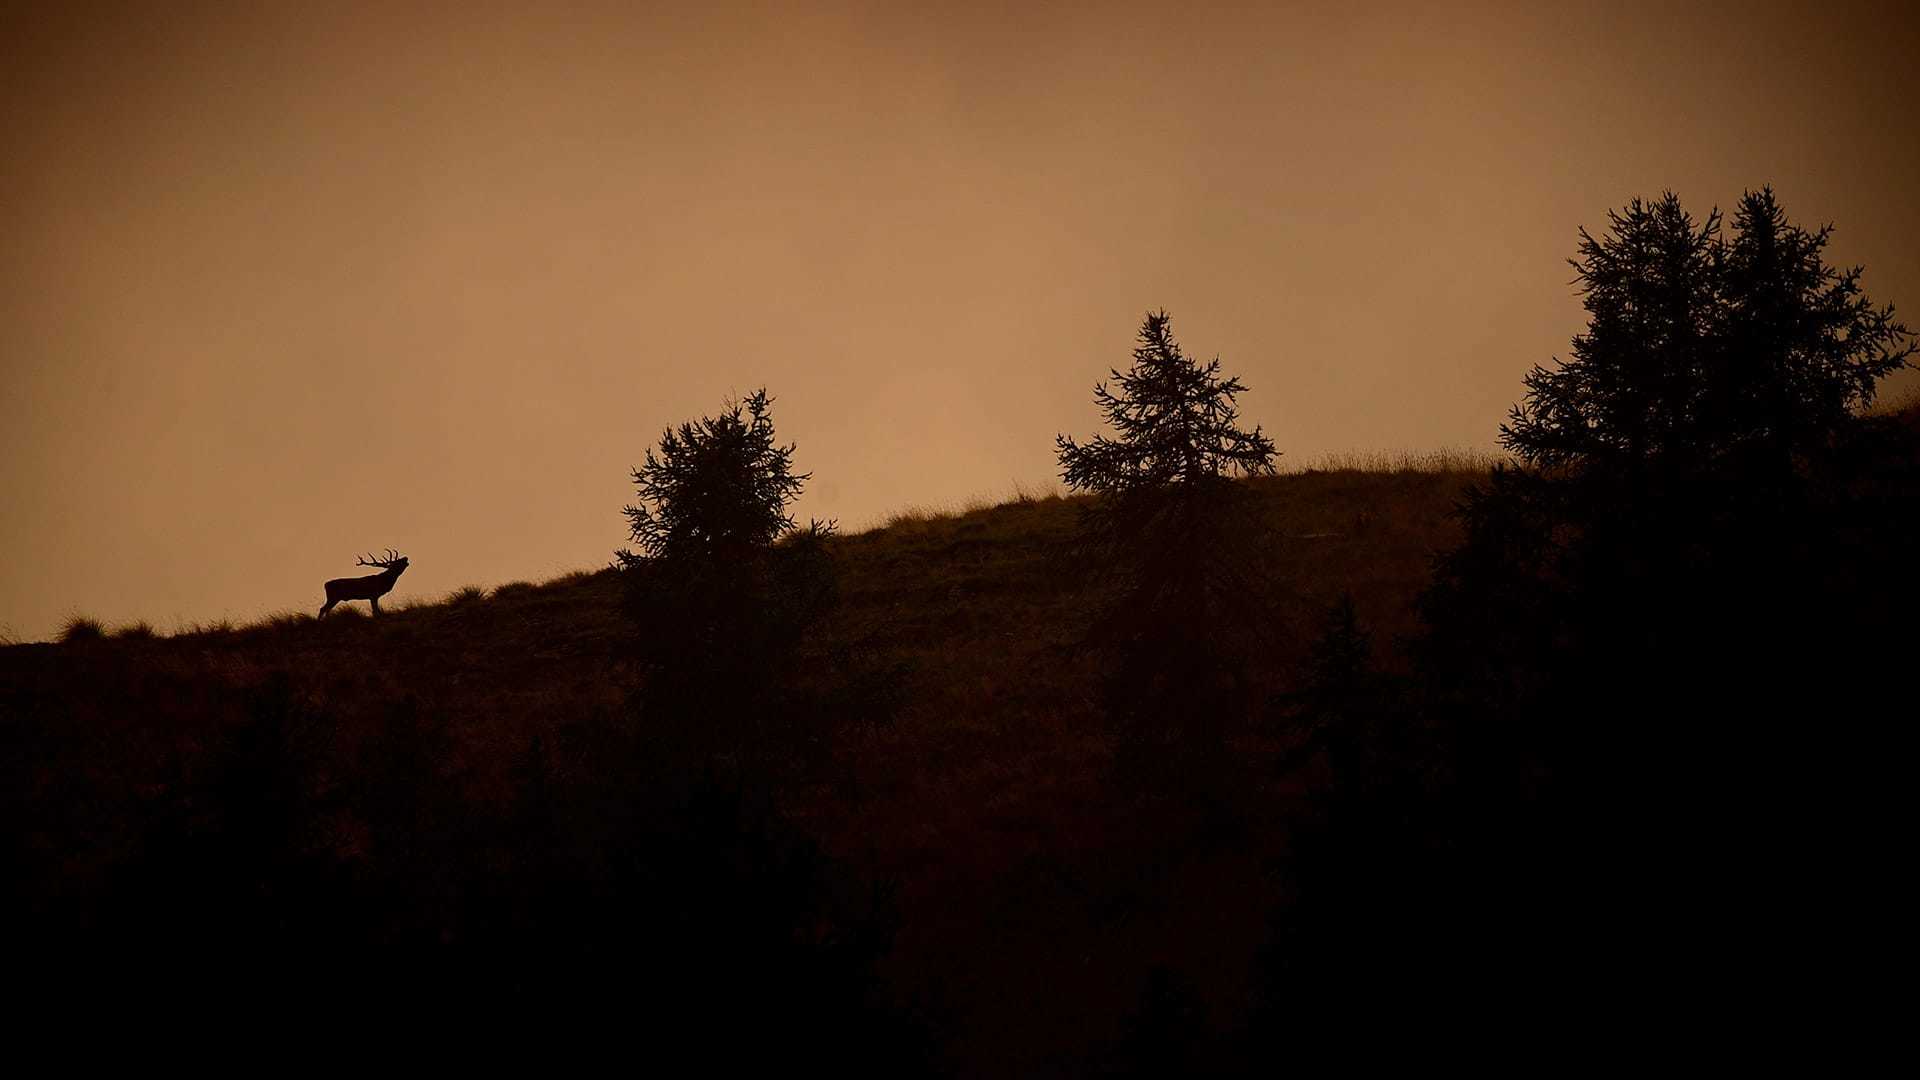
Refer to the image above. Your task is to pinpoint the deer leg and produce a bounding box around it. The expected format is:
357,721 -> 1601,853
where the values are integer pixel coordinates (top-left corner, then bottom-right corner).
319,598 -> 336,619
370,596 -> 380,616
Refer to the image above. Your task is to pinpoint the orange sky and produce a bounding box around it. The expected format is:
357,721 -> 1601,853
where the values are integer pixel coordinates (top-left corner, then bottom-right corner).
4,1 -> 1917,640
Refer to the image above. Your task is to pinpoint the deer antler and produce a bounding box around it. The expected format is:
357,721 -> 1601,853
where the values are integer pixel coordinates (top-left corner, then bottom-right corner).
356,549 -> 406,568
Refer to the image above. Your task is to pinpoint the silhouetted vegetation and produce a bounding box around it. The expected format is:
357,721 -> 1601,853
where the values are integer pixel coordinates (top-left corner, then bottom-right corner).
489,579 -> 538,601
1504,188 -> 1912,471
617,389 -> 837,747
58,614 -> 104,642
1056,310 -> 1279,491
1058,311 -> 1281,808
445,584 -> 487,606
1428,188 -> 1913,765
1407,188 -> 1913,1017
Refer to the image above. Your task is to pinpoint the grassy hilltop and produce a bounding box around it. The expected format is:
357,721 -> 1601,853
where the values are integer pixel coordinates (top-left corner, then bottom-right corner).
1,461 -> 1487,1070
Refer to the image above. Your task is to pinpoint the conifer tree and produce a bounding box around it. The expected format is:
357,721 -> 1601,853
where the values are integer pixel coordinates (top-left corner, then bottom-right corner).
1501,188 -> 1912,478
1419,191 -> 1918,999
1057,311 -> 1281,803
1057,310 -> 1278,496
1056,310 -> 1279,594
619,388 -> 810,570
618,390 -> 834,735
1427,186 -> 1917,807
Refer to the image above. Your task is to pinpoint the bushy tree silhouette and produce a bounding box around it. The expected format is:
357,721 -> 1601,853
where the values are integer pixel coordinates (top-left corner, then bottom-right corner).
1503,188 -> 1912,478
1058,311 -> 1279,806
618,389 -> 835,761
620,388 -> 810,567
1432,188 -> 1914,721
611,391 -> 902,1038
1419,188 -> 1916,1006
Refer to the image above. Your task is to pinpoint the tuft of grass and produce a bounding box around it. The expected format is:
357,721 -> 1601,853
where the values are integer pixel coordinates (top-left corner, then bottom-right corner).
60,615 -> 106,643
112,621 -> 157,641
491,581 -> 538,601
447,585 -> 488,606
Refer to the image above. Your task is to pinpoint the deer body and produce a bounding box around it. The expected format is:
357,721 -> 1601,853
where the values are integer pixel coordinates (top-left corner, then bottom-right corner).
320,550 -> 408,617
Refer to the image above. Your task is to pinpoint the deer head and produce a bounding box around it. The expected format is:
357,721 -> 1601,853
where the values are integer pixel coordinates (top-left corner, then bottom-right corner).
356,549 -> 409,573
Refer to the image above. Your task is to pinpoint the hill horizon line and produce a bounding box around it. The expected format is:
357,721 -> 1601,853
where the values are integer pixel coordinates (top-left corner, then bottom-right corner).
4,444 -> 1515,647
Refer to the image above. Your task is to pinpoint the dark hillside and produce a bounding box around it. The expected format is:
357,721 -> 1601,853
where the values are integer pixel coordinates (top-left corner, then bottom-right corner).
2,465 -> 1479,1069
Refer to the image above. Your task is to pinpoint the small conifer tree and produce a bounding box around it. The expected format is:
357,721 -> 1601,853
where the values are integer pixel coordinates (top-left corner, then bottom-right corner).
618,390 -> 834,735
1057,311 -> 1281,803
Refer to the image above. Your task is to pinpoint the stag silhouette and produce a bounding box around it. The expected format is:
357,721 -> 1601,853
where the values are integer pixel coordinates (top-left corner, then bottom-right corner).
320,550 -> 409,618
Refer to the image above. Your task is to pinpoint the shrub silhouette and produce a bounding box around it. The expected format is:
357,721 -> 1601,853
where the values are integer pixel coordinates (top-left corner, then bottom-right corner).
618,389 -> 838,766
619,387 -> 817,568
1057,310 -> 1280,807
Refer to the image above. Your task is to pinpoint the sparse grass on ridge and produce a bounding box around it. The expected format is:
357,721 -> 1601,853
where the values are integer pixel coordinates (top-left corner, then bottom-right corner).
1285,446 -> 1510,474
855,481 -> 1069,536
848,453 -> 1493,539
176,619 -> 236,639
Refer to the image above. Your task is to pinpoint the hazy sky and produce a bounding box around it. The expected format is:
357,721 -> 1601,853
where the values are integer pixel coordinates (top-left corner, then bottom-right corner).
4,1 -> 1917,640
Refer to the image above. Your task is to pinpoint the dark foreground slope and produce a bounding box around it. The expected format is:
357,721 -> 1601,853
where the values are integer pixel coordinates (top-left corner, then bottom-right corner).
3,466 -> 1479,1069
